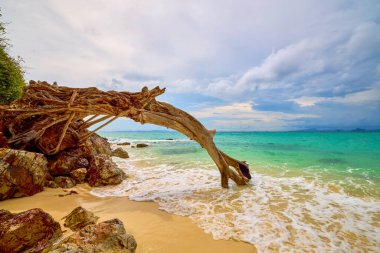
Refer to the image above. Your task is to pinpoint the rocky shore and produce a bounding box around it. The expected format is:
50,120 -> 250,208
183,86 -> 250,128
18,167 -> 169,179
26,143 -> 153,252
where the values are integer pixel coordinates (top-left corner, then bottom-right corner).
0,121 -> 137,252
0,131 -> 128,200
0,206 -> 137,253
0,105 -> 255,252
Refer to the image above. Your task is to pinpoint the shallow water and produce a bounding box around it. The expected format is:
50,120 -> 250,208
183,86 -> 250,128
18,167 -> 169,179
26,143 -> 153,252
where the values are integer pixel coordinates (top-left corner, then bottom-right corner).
93,131 -> 380,252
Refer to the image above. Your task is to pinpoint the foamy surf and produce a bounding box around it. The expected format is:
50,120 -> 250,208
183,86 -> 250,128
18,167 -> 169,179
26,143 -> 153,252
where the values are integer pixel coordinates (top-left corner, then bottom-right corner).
109,138 -> 192,144
91,153 -> 380,252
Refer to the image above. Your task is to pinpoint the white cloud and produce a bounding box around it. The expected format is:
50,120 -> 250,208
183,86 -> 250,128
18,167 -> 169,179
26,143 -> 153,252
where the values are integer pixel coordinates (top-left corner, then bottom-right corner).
288,97 -> 328,107
3,0 -> 378,90
290,86 -> 380,107
192,102 -> 254,118
192,102 -> 316,120
236,39 -> 329,88
191,102 -> 317,130
210,119 -> 289,132
203,20 -> 380,101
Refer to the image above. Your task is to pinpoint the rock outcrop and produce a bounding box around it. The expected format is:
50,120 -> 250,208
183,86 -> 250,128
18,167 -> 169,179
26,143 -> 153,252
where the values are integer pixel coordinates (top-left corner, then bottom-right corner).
49,219 -> 137,253
0,131 -> 126,198
0,208 -> 62,253
87,155 -> 127,187
46,133 -> 122,188
112,148 -> 129,158
86,134 -> 112,156
0,206 -> 137,253
0,148 -> 48,200
136,143 -> 148,148
47,148 -> 89,176
63,206 -> 99,231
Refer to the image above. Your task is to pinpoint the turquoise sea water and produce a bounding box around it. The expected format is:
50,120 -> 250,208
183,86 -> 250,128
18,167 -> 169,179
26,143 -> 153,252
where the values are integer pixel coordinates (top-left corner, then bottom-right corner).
102,131 -> 380,198
96,131 -> 380,252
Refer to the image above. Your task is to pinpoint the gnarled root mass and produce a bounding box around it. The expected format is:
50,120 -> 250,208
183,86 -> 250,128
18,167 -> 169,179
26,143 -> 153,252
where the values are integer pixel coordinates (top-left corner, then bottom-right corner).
0,81 -> 251,188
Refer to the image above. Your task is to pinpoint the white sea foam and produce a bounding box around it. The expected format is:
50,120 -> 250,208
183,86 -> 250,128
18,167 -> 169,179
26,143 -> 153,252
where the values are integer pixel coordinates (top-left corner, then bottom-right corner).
109,138 -> 192,144
91,153 -> 380,252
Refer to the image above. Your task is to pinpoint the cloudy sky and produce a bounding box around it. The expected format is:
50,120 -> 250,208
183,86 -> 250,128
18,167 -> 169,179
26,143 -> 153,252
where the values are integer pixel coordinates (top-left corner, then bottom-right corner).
2,0 -> 380,131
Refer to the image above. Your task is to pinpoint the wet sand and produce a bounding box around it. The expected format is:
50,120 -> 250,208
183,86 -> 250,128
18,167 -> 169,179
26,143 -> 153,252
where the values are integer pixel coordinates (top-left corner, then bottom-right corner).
0,184 -> 257,253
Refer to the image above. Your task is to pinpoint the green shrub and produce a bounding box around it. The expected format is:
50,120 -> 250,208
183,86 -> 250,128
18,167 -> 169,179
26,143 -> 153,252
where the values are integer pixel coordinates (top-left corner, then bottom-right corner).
0,11 -> 25,104
0,47 -> 25,104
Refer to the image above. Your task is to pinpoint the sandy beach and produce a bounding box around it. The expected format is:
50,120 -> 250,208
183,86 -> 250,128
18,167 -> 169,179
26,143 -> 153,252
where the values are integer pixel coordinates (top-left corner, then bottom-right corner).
0,184 -> 257,253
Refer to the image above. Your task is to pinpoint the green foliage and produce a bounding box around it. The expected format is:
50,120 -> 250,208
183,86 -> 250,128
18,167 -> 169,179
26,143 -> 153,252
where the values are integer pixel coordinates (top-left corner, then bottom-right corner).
0,10 -> 7,51
0,9 -> 25,104
0,47 -> 24,103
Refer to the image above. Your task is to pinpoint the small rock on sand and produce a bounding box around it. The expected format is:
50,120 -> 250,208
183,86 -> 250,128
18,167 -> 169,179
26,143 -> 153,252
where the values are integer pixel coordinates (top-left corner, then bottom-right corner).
50,218 -> 137,253
117,142 -> 131,146
63,206 -> 99,231
54,176 -> 76,188
112,148 -> 129,159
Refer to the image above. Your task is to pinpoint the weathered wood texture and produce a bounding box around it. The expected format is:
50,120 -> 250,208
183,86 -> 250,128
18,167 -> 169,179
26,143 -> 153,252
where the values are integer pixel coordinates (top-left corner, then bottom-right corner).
0,81 -> 251,188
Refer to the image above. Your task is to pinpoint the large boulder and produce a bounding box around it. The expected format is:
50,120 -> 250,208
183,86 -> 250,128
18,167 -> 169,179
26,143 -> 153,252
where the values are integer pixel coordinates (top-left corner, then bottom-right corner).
49,219 -> 136,253
112,148 -> 129,159
47,148 -> 89,176
87,155 -> 126,187
0,208 -> 62,253
0,148 -> 48,200
47,133 -> 111,177
85,134 -> 112,156
63,206 -> 99,231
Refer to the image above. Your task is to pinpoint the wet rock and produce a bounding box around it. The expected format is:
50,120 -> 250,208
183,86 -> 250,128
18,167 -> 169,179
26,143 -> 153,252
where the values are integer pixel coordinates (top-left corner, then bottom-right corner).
49,219 -> 136,253
85,134 -> 112,156
0,208 -> 62,253
70,168 -> 87,183
54,176 -> 76,188
117,142 -> 130,146
136,143 -> 148,148
63,206 -> 99,231
0,148 -> 48,200
47,149 -> 89,176
87,155 -> 127,187
112,148 -> 129,159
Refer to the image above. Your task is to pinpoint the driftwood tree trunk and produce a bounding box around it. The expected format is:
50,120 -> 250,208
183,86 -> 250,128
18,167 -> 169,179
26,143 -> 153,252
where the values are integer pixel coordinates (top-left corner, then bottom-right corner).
0,81 -> 251,188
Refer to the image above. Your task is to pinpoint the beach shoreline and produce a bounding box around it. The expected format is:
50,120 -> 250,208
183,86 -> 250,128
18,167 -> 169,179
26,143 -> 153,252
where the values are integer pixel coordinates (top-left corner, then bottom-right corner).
0,184 -> 257,253
1,132 -> 379,252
